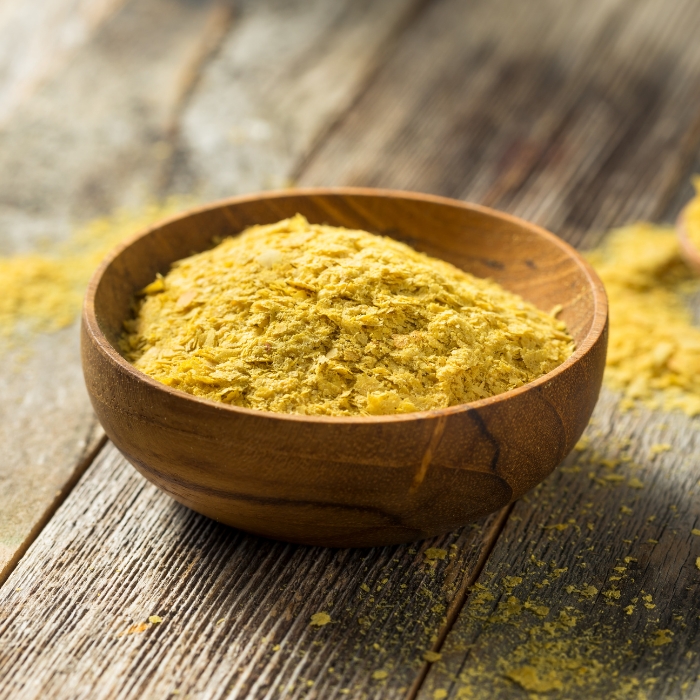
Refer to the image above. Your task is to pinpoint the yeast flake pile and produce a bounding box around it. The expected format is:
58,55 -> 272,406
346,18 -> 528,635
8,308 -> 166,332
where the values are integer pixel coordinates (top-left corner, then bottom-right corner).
122,215 -> 573,416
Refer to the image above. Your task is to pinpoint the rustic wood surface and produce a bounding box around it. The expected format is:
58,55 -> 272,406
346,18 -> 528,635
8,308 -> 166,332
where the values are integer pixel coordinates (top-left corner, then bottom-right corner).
1,0 -> 700,698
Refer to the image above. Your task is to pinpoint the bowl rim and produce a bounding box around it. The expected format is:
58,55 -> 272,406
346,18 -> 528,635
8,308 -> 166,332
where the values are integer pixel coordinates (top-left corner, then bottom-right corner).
83,186 -> 608,425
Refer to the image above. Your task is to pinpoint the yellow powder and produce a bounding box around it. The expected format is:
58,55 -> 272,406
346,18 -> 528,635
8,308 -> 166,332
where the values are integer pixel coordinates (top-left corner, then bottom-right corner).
123,215 -> 573,416
685,176 -> 700,250
0,199 -> 190,343
309,612 -> 331,627
587,219 -> 700,415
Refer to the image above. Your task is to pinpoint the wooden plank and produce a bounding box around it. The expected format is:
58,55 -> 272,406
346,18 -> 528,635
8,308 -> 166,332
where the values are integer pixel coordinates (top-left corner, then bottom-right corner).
298,0 -> 700,246
0,0 -> 128,124
417,391 -> 700,699
0,0 -> 234,583
0,443 -> 505,700
166,0 -> 424,198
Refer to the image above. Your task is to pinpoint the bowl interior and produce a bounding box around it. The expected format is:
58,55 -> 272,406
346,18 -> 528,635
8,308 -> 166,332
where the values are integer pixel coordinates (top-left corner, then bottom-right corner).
93,190 -> 597,360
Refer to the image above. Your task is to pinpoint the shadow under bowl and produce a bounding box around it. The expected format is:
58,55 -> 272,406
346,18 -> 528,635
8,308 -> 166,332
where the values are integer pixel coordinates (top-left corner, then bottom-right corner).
81,188 -> 608,547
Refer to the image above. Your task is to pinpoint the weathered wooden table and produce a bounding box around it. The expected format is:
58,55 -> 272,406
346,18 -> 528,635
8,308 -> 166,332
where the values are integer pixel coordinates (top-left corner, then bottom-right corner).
1,1 -> 699,697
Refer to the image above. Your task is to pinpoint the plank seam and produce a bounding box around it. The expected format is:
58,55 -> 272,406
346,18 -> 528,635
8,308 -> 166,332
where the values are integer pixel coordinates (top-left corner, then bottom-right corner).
0,429 -> 108,589
404,502 -> 515,700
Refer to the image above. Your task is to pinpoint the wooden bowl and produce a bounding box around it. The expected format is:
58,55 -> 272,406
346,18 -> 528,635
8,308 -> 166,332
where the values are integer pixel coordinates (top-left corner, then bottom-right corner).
81,188 -> 608,548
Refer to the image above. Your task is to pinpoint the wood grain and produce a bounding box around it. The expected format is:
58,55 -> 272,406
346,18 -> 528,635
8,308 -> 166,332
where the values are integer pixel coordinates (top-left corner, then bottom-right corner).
166,0 -> 422,198
0,0 -> 127,124
298,0 -> 700,247
82,189 -> 606,547
0,0 -> 233,583
0,442 -> 506,700
417,389 -> 700,699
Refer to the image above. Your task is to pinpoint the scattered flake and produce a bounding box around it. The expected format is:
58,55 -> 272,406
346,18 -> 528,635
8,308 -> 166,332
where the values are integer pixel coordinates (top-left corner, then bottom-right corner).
506,666 -> 563,693
124,215 -> 574,415
148,615 -> 162,624
424,548 -> 448,563
423,651 -> 442,663
650,443 -> 672,456
360,583 -> 370,592
650,629 -> 673,647
524,602 -> 550,617
691,529 -> 700,536
603,474 -> 625,483
433,690 -> 448,700
471,590 -> 494,606
309,612 -> 331,627
603,589 -> 621,600
624,557 -> 637,564
558,611 -> 577,628
372,670 -> 388,681
579,585 -> 599,599
627,478 -> 645,489
216,618 -> 225,626
119,621 -> 150,637
502,576 -> 523,589
624,605 -> 635,615
273,644 -> 280,652
696,557 -> 700,571
620,506 -> 633,515
0,199 -> 191,344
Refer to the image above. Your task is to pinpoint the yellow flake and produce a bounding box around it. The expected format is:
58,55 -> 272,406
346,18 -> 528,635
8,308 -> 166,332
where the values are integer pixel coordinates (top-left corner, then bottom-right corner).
627,478 -> 645,489
118,621 -> 150,637
123,215 -> 574,416
372,670 -> 388,681
650,443 -> 671,456
506,666 -> 563,693
523,602 -> 550,617
309,612 -> 331,627
423,651 -> 442,663
148,615 -> 163,624
691,529 -> 700,536
620,506 -> 633,515
424,548 -> 448,563
579,584 -> 598,598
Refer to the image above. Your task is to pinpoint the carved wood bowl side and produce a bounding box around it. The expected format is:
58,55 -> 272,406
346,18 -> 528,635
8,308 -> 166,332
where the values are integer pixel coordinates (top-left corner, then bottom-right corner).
81,188 -> 608,548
